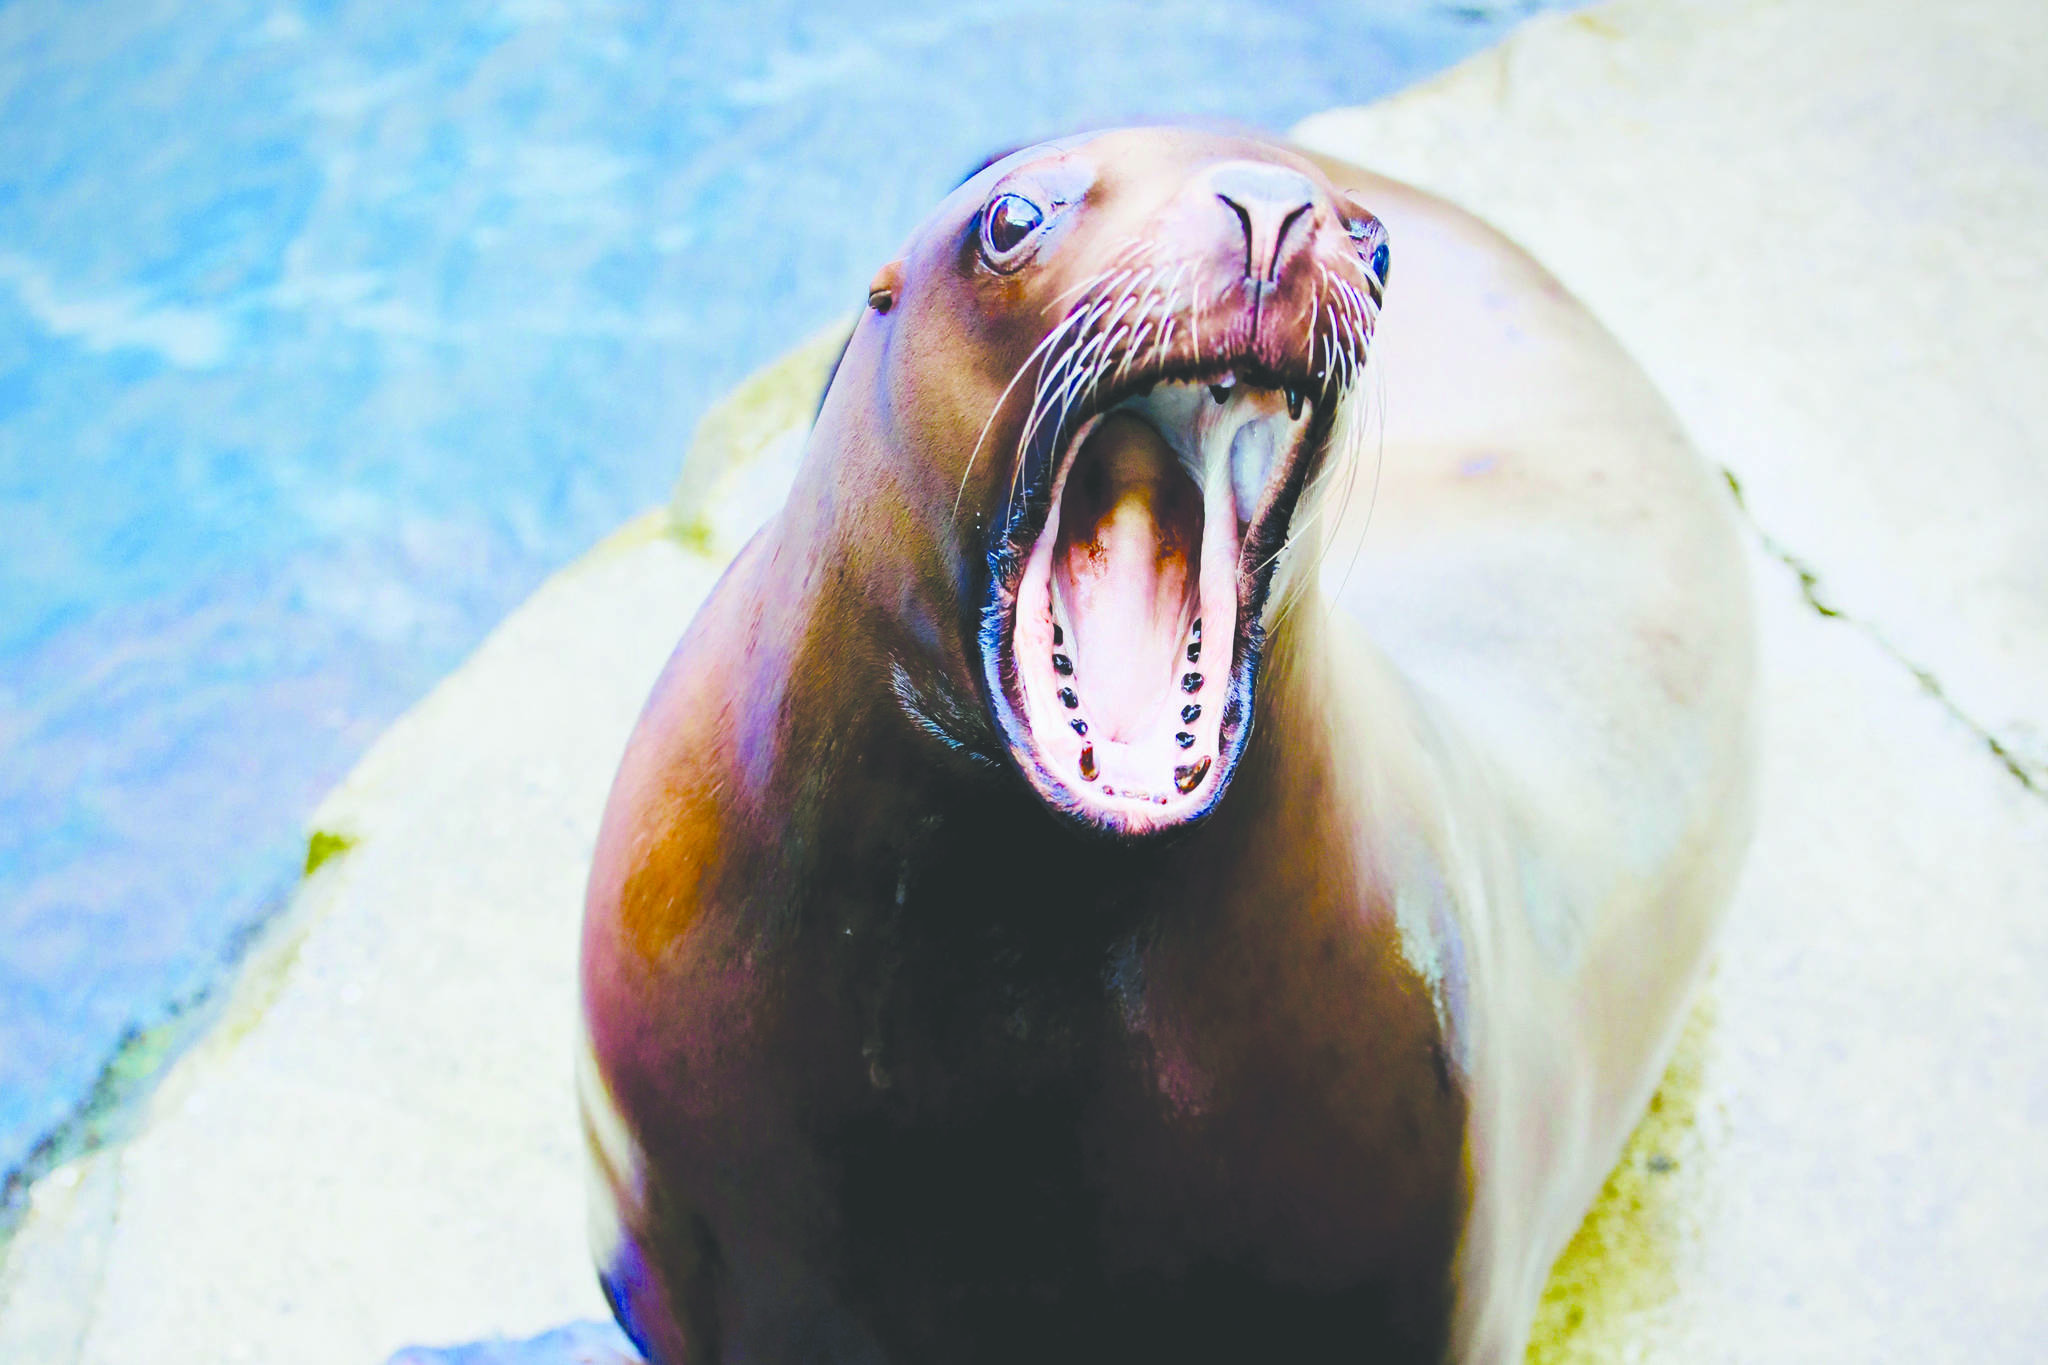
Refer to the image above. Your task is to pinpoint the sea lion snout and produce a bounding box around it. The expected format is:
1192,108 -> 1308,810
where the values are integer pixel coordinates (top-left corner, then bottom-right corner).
1207,160 -> 1320,285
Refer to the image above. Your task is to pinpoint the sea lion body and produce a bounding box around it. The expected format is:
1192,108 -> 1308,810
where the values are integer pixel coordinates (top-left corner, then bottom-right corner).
579,130 -> 1753,1363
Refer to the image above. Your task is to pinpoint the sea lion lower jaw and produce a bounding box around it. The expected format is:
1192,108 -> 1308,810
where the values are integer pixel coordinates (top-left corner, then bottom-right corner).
985,368 -> 1333,837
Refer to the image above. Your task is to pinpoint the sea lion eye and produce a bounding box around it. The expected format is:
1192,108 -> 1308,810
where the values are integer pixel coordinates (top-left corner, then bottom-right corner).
982,193 -> 1046,266
1343,210 -> 1390,289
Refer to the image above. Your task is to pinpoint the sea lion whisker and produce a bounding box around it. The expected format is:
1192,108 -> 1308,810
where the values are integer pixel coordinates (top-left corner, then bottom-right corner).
1039,323 -> 1105,427
1312,283 -> 1334,386
1335,274 -> 1368,323
1344,279 -> 1378,340
1069,337 -> 1119,434
1155,266 -> 1187,350
1328,345 -> 1389,605
1155,268 -> 1187,368
1061,320 -> 1119,401
1116,322 -> 1154,387
1147,267 -> 1180,321
1327,278 -> 1356,353
1019,346 -> 1084,459
1098,286 -> 1146,361
1335,285 -> 1369,382
1101,325 -> 1138,390
1332,270 -> 1364,385
1143,268 -> 1181,340
1041,269 -> 1108,316
1258,359 -> 1376,618
1011,358 -> 1079,513
1017,293 -> 1117,457
1151,291 -> 1179,375
1308,268 -> 1327,371
1275,386 -> 1370,625
1257,481 -> 1331,584
1010,312 -> 1118,513
956,305 -> 1099,522
1048,267 -> 1130,323
1047,245 -> 1142,309
1341,282 -> 1367,345
1119,276 -> 1172,370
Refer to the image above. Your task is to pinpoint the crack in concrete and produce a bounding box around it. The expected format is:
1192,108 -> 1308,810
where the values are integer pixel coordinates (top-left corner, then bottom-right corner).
1721,470 -> 2040,797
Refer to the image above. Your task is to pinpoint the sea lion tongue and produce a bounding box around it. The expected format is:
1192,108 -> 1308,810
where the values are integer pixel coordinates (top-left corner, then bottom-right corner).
1052,412 -> 1202,752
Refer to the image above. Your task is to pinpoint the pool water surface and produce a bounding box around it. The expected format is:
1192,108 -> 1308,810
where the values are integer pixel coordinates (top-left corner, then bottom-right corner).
0,0 -> 1576,1191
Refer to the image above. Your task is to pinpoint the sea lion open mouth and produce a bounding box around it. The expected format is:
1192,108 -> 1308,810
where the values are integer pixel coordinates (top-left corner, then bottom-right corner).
989,366 -> 1334,834
935,136 -> 1388,838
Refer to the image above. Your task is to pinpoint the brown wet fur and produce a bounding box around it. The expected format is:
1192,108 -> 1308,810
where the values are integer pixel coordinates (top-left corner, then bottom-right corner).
580,126 -> 1752,1364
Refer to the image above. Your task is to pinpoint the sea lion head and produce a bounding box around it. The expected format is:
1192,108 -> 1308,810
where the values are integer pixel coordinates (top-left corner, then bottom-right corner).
823,126 -> 1389,839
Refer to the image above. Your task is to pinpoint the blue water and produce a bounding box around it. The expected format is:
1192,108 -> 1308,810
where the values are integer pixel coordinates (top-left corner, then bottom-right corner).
387,1319 -> 636,1365
0,0 -> 1571,1180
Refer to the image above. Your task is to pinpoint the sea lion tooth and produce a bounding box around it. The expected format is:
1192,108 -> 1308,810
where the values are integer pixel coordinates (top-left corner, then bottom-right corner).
1209,383 -> 1229,404
1175,731 -> 1195,749
1070,718 -> 1088,736
1052,624 -> 1063,646
1287,386 -> 1305,420
1181,703 -> 1200,724
1191,618 -> 1201,640
1079,746 -> 1097,781
1181,673 -> 1202,693
1053,653 -> 1073,675
1173,757 -> 1211,794
1186,642 -> 1200,663
1058,687 -> 1079,709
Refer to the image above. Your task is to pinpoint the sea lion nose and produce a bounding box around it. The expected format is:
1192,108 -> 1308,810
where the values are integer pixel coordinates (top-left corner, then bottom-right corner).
1211,162 -> 1318,285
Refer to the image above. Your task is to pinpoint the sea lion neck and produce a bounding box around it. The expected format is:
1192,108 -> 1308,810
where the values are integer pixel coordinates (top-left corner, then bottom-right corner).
699,506 -> 1369,945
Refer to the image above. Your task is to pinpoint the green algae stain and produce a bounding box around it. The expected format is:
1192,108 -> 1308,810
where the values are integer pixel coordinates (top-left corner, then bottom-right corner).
668,514 -> 716,555
303,829 -> 358,876
1526,992 -> 1715,1364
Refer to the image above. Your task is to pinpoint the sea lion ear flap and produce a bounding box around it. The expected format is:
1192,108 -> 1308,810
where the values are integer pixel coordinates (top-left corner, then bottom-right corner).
867,262 -> 902,314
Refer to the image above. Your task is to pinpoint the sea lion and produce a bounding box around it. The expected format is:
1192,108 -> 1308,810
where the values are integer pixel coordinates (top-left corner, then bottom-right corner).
578,126 -> 1754,1364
